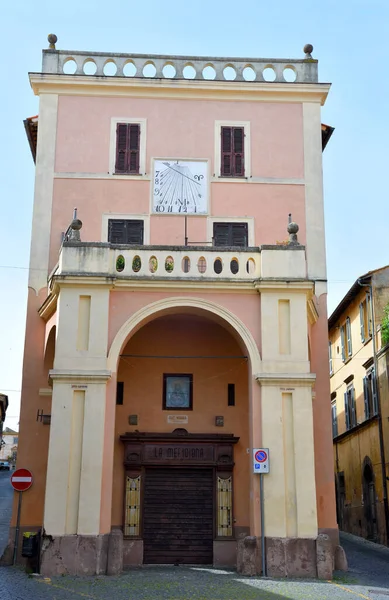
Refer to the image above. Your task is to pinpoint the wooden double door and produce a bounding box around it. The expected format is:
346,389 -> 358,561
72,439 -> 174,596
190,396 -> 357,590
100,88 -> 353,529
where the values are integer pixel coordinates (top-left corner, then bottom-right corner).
143,467 -> 214,564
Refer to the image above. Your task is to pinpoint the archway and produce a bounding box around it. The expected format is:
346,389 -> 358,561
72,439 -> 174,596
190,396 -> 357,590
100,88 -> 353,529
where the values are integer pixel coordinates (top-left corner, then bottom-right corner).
107,298 -> 261,566
362,457 -> 377,540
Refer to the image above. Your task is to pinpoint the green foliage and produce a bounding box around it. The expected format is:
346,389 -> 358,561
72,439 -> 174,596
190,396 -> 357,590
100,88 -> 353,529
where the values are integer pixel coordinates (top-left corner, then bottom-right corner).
381,303 -> 389,347
116,255 -> 125,272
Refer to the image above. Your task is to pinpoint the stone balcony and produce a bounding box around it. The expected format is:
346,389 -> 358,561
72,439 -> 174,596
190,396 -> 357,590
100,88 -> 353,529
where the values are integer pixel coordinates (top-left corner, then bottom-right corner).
52,242 -> 307,285
40,41 -> 319,84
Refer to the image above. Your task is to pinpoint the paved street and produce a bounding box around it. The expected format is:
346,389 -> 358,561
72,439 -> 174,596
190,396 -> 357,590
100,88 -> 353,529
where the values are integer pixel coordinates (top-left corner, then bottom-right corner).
2,470 -> 389,599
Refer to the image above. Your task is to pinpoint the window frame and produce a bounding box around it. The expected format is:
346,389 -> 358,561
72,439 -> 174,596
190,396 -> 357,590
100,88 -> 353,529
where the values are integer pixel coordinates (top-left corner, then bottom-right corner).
214,121 -> 251,180
109,117 -> 147,176
340,317 -> 352,362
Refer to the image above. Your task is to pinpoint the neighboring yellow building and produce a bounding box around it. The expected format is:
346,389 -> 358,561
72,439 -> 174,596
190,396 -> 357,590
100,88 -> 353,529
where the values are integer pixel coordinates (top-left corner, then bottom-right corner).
330,266 -> 389,544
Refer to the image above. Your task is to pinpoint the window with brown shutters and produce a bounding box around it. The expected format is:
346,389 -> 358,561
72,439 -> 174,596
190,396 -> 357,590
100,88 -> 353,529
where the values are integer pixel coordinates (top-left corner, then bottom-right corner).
221,127 -> 245,177
213,222 -> 248,247
115,123 -> 140,174
108,219 -> 144,245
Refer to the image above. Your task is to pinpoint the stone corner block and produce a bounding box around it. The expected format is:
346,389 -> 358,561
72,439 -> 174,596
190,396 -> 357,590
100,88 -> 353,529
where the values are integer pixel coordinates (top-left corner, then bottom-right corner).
334,545 -> 348,572
237,536 -> 261,576
107,529 -> 123,575
266,537 -> 286,578
316,533 -> 333,580
285,538 -> 317,578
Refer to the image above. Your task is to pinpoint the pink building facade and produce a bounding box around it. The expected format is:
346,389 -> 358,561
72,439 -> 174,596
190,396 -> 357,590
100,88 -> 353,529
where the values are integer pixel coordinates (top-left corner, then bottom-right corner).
5,40 -> 339,576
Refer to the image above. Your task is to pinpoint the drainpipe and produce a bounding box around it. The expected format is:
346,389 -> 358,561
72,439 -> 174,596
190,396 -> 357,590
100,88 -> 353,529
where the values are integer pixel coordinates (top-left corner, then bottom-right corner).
358,277 -> 389,545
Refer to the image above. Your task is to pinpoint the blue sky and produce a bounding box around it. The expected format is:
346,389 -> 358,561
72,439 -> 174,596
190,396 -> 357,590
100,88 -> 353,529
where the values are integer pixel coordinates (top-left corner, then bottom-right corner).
0,0 -> 388,430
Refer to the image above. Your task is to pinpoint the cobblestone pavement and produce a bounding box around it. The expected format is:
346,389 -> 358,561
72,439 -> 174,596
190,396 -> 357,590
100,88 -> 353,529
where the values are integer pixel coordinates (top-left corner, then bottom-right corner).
2,471 -> 389,599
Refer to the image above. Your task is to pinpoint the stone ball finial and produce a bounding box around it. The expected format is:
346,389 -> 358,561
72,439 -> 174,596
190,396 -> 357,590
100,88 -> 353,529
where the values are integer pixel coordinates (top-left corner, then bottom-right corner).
287,219 -> 299,245
303,43 -> 314,59
287,221 -> 299,235
48,34 -> 58,49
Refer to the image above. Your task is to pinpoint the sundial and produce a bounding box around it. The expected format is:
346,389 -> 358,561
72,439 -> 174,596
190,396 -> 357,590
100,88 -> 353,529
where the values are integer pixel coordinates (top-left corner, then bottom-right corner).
152,160 -> 208,214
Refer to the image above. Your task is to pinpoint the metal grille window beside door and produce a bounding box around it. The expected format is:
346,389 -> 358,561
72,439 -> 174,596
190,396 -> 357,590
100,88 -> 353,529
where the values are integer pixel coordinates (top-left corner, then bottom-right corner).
125,475 -> 141,536
217,476 -> 233,537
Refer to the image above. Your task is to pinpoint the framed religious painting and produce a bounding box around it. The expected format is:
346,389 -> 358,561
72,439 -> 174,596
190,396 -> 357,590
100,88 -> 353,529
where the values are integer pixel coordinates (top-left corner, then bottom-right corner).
163,374 -> 193,410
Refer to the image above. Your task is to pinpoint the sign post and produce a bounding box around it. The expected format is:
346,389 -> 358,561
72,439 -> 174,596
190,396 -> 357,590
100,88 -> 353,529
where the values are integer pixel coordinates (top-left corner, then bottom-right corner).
10,468 -> 33,565
253,449 -> 269,577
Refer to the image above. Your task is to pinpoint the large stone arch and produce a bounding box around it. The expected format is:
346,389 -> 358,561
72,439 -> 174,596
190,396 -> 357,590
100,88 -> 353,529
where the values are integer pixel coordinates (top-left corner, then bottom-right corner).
107,296 -> 261,375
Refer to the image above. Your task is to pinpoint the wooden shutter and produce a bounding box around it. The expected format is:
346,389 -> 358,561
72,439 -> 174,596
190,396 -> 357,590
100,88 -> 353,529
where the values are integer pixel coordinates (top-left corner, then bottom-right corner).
221,127 -> 232,176
372,371 -> 378,415
115,123 -> 129,173
213,223 -> 230,246
332,403 -> 338,437
340,326 -> 346,362
231,223 -> 248,247
221,127 -> 245,177
126,220 -> 144,245
367,293 -> 372,336
363,376 -> 369,419
213,222 -> 248,247
360,303 -> 365,342
344,391 -> 350,430
350,387 -> 357,427
329,341 -> 333,374
128,124 -> 140,173
346,317 -> 352,357
108,219 -> 144,244
108,219 -> 126,243
115,123 -> 140,174
233,128 -> 244,176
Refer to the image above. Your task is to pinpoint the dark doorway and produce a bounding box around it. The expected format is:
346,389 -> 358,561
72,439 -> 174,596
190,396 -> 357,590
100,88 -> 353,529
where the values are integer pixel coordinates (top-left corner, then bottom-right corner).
363,460 -> 378,541
143,468 -> 213,564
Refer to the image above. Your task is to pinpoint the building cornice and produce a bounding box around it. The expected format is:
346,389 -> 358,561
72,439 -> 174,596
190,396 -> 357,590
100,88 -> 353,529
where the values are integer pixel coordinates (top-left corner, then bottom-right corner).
255,373 -> 316,387
49,369 -> 111,383
29,74 -> 330,105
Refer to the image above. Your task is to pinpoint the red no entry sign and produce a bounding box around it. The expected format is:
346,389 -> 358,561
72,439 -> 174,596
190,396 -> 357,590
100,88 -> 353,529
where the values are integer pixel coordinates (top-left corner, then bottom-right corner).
11,468 -> 33,492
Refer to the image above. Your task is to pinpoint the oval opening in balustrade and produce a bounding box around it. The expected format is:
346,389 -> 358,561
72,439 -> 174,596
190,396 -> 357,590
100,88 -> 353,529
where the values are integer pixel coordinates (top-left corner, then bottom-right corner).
230,258 -> 239,275
123,61 -> 137,77
214,258 -> 223,274
182,257 -> 191,273
165,256 -> 174,273
246,258 -> 256,275
116,255 -> 125,272
202,64 -> 216,80
149,256 -> 158,273
83,59 -> 97,75
132,255 -> 141,273
143,62 -> 156,77
103,60 -> 117,76
262,66 -> 276,82
283,66 -> 297,82
223,65 -> 237,81
243,66 -> 256,81
163,63 -> 176,78
197,256 -> 207,274
63,58 -> 77,74
183,64 -> 196,79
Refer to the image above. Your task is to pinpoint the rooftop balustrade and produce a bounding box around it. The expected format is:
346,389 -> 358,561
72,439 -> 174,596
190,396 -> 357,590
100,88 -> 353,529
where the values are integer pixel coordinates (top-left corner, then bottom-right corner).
40,37 -> 318,84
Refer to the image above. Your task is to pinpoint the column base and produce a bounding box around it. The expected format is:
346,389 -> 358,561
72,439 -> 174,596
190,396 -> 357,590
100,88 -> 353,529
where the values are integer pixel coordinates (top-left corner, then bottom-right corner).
40,534 -> 109,576
237,535 -> 338,579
